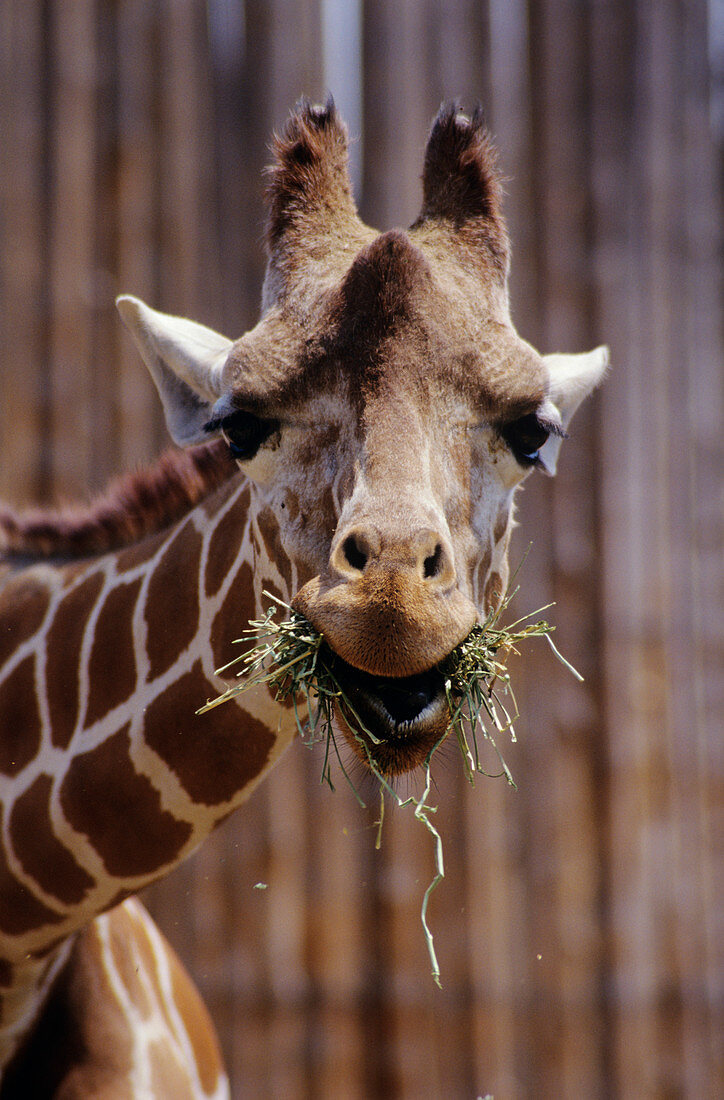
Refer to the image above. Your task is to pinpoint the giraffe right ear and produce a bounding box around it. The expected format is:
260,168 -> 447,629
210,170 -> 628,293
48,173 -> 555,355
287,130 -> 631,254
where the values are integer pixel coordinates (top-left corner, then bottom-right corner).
116,295 -> 233,446
538,346 -> 610,474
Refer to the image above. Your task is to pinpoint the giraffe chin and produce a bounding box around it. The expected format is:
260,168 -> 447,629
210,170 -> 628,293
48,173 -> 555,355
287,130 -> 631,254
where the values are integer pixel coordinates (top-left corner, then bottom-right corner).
328,659 -> 451,776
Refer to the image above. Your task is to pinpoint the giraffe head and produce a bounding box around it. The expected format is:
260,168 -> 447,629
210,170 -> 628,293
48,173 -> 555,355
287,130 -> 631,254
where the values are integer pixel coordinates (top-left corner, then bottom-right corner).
117,100 -> 607,775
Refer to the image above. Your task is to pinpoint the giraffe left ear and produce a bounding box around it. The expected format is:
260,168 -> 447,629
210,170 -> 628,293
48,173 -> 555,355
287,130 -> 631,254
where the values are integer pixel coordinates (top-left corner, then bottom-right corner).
116,295 -> 233,446
539,346 -> 609,475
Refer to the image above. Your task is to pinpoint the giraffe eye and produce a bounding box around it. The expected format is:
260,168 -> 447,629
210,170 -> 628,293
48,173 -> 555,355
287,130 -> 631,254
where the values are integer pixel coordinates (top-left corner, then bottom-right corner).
221,411 -> 279,461
501,413 -> 550,467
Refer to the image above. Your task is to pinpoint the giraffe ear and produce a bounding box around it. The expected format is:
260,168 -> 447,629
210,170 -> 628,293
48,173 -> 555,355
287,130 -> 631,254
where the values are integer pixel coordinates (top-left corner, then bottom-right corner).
539,346 -> 609,475
116,295 -> 233,446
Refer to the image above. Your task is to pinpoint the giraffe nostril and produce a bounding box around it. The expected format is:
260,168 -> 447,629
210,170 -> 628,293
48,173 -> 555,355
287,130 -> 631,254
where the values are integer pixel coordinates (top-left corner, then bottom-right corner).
342,534 -> 368,573
423,543 -> 444,580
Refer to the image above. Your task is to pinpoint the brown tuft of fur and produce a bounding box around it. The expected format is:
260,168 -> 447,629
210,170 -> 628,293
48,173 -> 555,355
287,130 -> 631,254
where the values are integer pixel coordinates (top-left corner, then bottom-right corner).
266,96 -> 356,249
261,97 -> 374,313
415,102 -> 509,275
0,440 -> 238,562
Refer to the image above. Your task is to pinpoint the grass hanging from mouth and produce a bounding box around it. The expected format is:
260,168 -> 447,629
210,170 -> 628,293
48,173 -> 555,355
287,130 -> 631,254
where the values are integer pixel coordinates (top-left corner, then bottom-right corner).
198,582 -> 582,986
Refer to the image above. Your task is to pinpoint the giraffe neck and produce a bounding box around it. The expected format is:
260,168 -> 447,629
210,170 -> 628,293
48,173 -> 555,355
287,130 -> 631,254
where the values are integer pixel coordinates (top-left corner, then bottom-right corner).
0,444 -> 298,1057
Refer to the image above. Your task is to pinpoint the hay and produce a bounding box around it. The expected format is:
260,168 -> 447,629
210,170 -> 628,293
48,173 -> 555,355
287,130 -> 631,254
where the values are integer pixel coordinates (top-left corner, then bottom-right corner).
198,577 -> 581,986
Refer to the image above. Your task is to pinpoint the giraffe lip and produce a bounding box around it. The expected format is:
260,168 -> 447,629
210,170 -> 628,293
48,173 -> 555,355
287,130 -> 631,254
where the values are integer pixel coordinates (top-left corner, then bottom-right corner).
330,657 -> 448,739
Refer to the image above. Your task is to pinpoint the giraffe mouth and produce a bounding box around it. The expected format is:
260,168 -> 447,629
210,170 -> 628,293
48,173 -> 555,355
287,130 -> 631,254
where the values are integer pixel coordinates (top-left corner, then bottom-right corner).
329,658 -> 450,775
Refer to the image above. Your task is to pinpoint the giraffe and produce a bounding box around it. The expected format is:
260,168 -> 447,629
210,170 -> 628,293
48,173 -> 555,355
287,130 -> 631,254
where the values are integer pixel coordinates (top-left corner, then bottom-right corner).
0,100 -> 607,1095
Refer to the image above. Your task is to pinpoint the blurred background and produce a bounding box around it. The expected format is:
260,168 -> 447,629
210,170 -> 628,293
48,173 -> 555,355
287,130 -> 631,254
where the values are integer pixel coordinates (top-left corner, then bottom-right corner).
0,1 -> 721,1097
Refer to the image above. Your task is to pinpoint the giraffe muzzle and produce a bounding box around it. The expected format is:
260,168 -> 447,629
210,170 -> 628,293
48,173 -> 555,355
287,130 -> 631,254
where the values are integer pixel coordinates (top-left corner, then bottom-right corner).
291,515 -> 477,772
291,567 -> 476,680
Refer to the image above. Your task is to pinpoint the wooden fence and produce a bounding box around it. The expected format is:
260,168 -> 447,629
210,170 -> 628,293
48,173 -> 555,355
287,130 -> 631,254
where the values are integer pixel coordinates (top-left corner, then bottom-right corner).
0,1 -> 721,1096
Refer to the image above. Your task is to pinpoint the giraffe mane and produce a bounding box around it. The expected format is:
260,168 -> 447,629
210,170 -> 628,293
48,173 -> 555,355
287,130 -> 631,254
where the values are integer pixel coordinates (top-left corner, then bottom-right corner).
0,440 -> 238,562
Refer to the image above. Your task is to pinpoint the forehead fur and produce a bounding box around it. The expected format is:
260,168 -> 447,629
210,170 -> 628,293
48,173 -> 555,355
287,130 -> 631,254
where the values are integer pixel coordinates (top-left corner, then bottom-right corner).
225,233 -> 546,422
333,230 -> 432,340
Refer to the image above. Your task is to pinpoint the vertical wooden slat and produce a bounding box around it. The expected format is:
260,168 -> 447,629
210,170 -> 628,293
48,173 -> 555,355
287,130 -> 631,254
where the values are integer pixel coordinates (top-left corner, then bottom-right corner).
0,1 -> 46,503
382,798 -> 444,1098
428,0 -> 491,109
523,3 -> 609,1098
361,0 -> 433,228
159,0 -> 205,313
588,6 -> 641,1099
116,0 -> 167,469
604,2 -> 676,1093
679,4 -> 724,1094
591,2 -> 723,1097
47,0 -> 98,499
90,1 -> 126,488
464,769 -> 525,1098
427,770 -> 477,1096
206,0 -> 269,333
302,749 -> 368,1099
638,9 -> 689,1092
321,0 -> 364,194
263,747 -> 310,1098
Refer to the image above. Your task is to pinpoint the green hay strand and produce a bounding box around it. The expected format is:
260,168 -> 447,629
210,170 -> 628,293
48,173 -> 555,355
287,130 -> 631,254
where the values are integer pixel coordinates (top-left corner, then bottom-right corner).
198,585 -> 582,985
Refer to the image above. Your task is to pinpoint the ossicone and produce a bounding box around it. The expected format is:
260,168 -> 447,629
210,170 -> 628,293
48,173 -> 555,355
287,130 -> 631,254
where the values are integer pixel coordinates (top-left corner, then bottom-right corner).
415,102 -> 509,276
266,95 -> 357,248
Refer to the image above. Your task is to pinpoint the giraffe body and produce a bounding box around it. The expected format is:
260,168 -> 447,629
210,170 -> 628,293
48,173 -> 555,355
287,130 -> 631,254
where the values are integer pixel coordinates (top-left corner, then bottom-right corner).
0,449 -> 288,1096
0,101 -> 606,1092
1,899 -> 228,1099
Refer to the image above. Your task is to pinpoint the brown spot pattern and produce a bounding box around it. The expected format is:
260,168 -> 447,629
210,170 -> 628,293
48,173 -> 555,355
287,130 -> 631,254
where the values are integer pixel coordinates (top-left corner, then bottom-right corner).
0,834 -> 63,935
145,521 -> 203,680
144,662 -> 275,806
204,485 -> 250,598
9,774 -> 94,905
115,526 -> 167,574
0,578 -> 50,669
484,570 -> 504,611
59,725 -> 192,877
0,959 -> 13,986
256,508 -> 293,592
493,509 -> 510,546
46,571 -> 105,749
209,560 -> 255,670
0,656 -> 41,776
85,578 -> 142,728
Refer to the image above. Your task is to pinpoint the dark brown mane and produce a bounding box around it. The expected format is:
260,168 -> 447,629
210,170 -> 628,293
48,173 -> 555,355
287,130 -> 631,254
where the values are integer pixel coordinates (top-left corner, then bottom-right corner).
0,440 -> 238,562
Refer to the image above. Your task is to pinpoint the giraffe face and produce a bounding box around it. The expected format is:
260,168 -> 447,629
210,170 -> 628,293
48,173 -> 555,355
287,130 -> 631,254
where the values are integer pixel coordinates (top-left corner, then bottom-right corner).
118,101 -> 607,774
214,368 -> 542,774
